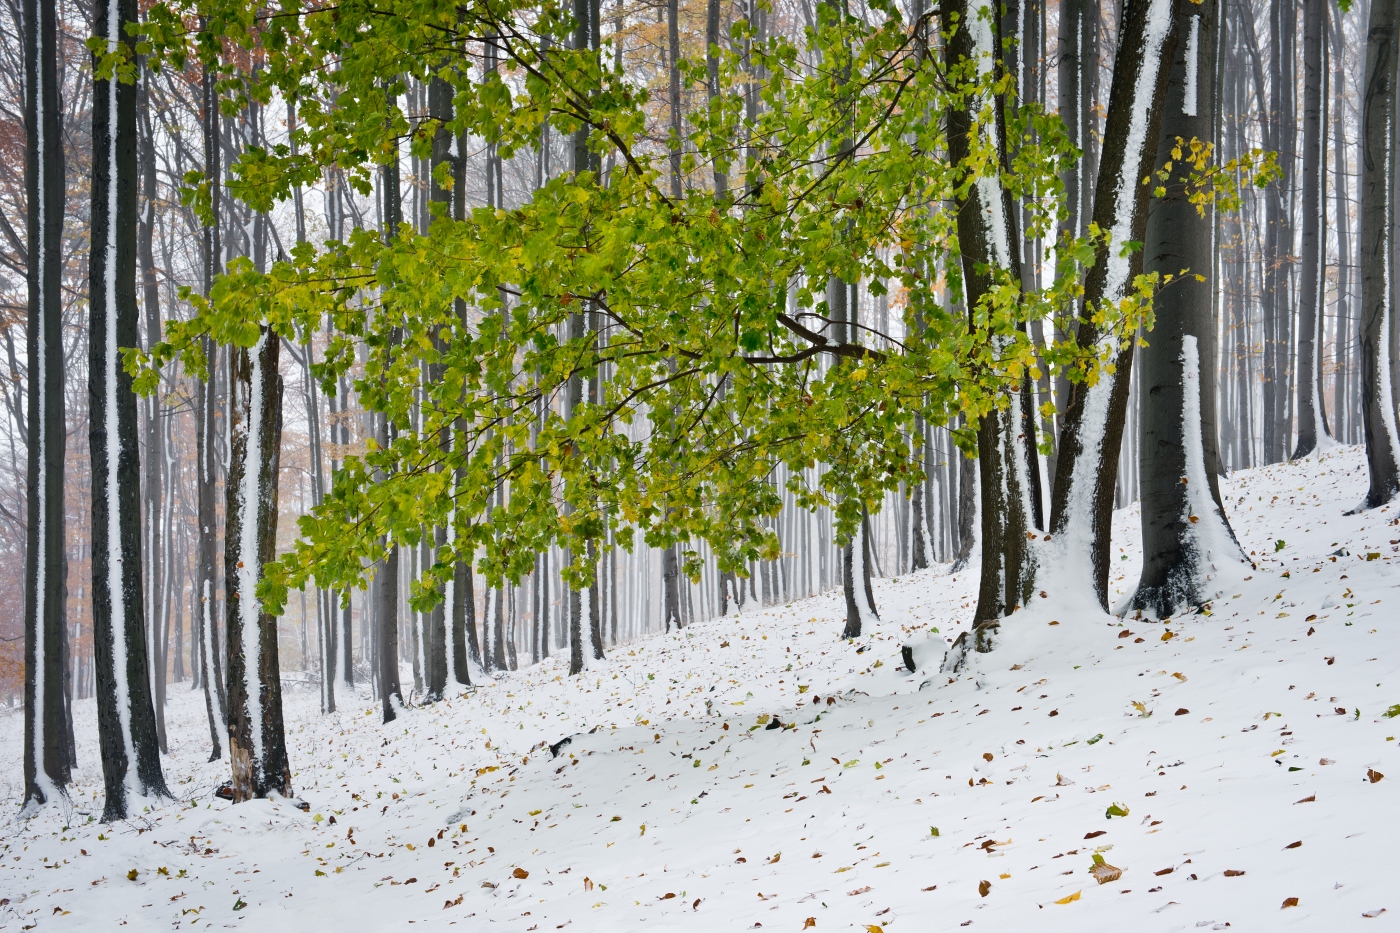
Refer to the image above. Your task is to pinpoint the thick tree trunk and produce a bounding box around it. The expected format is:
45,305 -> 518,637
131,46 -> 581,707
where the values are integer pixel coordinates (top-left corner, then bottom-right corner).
1132,0 -> 1248,619
22,0 -> 74,814
224,333 -> 292,802
841,509 -> 879,639
1293,0 -> 1327,458
1047,0 -> 1180,610
90,0 -> 171,822
1356,0 -> 1400,508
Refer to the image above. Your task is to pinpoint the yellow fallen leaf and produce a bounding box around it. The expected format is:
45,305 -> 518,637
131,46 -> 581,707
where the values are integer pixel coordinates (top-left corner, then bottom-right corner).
1055,890 -> 1082,905
865,926 -> 884,933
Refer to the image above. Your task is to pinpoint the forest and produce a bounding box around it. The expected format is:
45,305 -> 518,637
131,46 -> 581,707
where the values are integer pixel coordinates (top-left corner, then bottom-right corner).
1,0 -> 1399,927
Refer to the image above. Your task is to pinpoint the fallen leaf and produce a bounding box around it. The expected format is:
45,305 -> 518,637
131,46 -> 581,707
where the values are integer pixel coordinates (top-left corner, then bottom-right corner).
847,886 -> 871,896
1285,841 -> 1302,849
1223,870 -> 1245,877
513,868 -> 529,879
1362,908 -> 1387,918
1367,769 -> 1384,783
768,853 -> 781,864
659,893 -> 675,900
1055,890 -> 1082,905
804,920 -> 817,930
1174,708 -> 1189,716
1295,795 -> 1316,803
1154,868 -> 1174,876
1084,831 -> 1107,840
865,926 -> 885,933
1282,897 -> 1300,909
979,880 -> 991,897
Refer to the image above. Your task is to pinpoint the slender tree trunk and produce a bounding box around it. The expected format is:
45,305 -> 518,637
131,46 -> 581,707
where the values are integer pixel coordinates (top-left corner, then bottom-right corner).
224,332 -> 292,801
1355,0 -> 1400,508
22,0 -> 73,814
1047,0 -> 1181,610
1294,0 -> 1327,457
90,0 -> 171,821
705,0 -> 726,196
1133,0 -> 1248,618
195,55 -> 227,762
1333,2 -> 1352,445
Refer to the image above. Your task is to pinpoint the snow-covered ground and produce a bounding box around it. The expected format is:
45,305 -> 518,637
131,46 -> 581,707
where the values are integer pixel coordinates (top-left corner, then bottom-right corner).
2,446 -> 1398,931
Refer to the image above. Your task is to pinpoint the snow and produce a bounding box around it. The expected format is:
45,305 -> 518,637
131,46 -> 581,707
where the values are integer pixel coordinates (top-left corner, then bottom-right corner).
1182,14 -> 1199,118
3,448 -> 1399,929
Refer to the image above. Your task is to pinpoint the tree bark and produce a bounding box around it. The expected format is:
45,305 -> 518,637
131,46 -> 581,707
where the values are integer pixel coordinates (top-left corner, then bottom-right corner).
1293,0 -> 1327,458
224,332 -> 292,802
1047,0 -> 1180,610
1356,0 -> 1400,508
22,0 -> 74,814
90,0 -> 171,821
1132,0 -> 1248,619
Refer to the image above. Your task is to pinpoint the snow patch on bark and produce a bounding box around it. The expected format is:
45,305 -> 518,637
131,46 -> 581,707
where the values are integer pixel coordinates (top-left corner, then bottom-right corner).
235,334 -> 269,768
1182,14 -> 1199,117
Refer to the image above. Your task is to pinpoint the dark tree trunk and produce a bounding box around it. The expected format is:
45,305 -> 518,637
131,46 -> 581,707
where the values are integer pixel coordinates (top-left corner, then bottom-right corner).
1356,0 -> 1400,508
1048,0 -> 1181,610
1293,0 -> 1327,458
22,0 -> 74,814
705,0 -> 726,196
939,0 -> 1035,652
224,333 -> 292,802
1133,0 -> 1247,619
90,0 -> 171,821
196,57 -> 227,762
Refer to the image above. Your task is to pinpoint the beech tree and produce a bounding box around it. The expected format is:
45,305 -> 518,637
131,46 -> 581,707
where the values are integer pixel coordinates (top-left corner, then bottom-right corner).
1355,0 -> 1400,508
21,0 -> 74,814
90,0 -> 171,820
1132,0 -> 1250,619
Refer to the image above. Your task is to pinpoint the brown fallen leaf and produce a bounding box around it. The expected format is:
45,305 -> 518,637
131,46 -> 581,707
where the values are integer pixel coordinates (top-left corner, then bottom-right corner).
1295,795 -> 1316,804
1084,831 -> 1107,839
1223,870 -> 1245,877
1285,841 -> 1303,849
1320,758 -> 1336,766
803,920 -> 816,930
1282,897 -> 1300,909
1154,867 -> 1174,876
768,852 -> 781,864
921,885 -> 937,892
583,877 -> 594,892
983,752 -> 994,762
1175,708 -> 1190,716
1367,769 -> 1384,783
659,893 -> 676,900
1091,862 -> 1123,885
513,867 -> 529,879
847,886 -> 871,896
979,880 -> 992,897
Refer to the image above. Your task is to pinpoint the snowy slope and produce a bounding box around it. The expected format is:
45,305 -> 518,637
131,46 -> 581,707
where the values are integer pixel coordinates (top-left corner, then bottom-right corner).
2,446 -> 1397,931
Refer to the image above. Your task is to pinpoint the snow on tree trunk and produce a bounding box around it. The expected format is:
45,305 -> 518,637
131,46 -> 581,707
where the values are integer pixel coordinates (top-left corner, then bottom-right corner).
1046,0 -> 1181,611
1131,0 -> 1250,619
21,0 -> 73,815
1355,0 -> 1400,509
841,510 -> 879,639
89,0 -> 171,822
224,332 -> 293,802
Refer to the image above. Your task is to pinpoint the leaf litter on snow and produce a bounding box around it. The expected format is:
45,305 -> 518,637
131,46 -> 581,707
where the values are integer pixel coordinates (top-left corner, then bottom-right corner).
0,447 -> 1396,930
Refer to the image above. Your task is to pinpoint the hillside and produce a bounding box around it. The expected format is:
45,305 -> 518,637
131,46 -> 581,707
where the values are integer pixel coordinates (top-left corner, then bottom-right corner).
2,445 -> 1397,931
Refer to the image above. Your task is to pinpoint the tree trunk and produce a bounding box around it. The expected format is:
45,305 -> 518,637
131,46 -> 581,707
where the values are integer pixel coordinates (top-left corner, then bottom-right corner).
22,0 -> 73,814
1293,0 -> 1327,457
1132,0 -> 1248,619
1047,0 -> 1180,610
1355,0 -> 1400,508
90,0 -> 172,822
938,1 -> 1036,655
224,332 -> 291,802
195,55 -> 227,763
